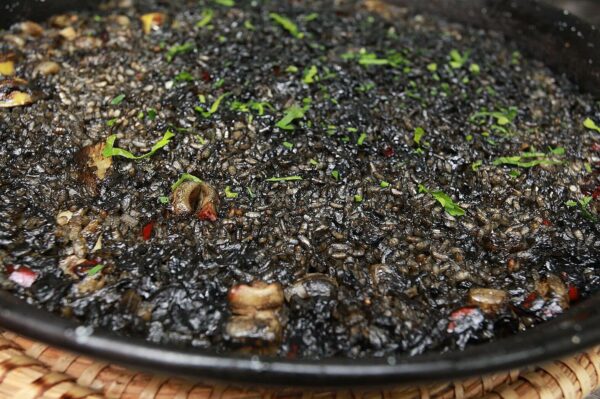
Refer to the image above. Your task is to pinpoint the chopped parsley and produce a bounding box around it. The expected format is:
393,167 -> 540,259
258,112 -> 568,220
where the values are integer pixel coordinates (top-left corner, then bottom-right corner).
348,49 -> 409,68
331,170 -> 340,180
266,175 -> 303,182
147,108 -> 157,120
418,184 -> 465,217
166,42 -> 195,62
246,187 -> 255,198
102,130 -> 175,160
380,181 -> 390,188
110,94 -> 125,105
269,13 -> 304,39
158,196 -> 169,204
276,104 -> 309,130
106,118 -> 118,127
584,117 -> 600,133
286,65 -> 299,73
449,49 -> 470,69
470,107 -> 518,126
357,132 -> 367,145
195,92 -> 230,118
469,63 -> 481,74
471,160 -> 483,171
213,0 -> 234,6
224,186 -> 238,198
175,71 -> 194,82
493,148 -> 564,168
309,159 -> 319,166
427,63 -> 438,72
196,9 -> 214,27
413,127 -> 425,145
87,264 -> 104,276
354,194 -> 363,203
566,196 -> 596,221
303,12 -> 319,21
230,100 -> 273,116
171,173 -> 202,191
282,141 -> 294,149
244,20 -> 255,30
302,65 -> 318,84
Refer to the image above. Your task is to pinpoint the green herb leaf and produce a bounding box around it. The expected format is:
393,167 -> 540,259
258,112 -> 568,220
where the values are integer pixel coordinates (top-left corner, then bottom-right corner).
492,148 -> 564,168
583,117 -> 600,133
269,13 -> 304,39
354,194 -> 363,203
469,63 -> 481,74
302,65 -> 318,84
196,9 -> 214,27
470,107 -> 518,126
244,20 -> 255,30
110,94 -> 125,105
246,187 -> 255,198
549,146 -> 565,156
224,186 -> 238,198
565,200 -> 578,207
471,160 -> 483,171
331,170 -> 340,180
380,181 -> 390,188
357,132 -> 367,146
309,159 -> 319,166
147,108 -> 157,120
418,184 -> 465,217
427,63 -> 437,72
413,127 -> 425,145
276,104 -> 309,130
286,65 -> 299,73
303,12 -> 319,21
213,0 -> 234,6
282,141 -> 294,149
175,71 -> 194,82
102,130 -> 175,160
266,175 -> 303,182
171,173 -> 202,191
87,264 -> 104,276
166,42 -> 195,62
106,118 -> 118,127
449,49 -> 470,69
158,196 -> 169,204
195,92 -> 230,118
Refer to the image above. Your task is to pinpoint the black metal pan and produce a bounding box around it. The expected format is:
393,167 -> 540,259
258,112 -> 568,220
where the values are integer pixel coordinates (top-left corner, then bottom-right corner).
0,0 -> 599,387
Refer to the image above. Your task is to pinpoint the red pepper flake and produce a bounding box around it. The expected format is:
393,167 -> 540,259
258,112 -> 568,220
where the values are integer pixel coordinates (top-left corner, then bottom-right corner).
5,265 -> 38,288
592,186 -> 600,200
522,292 -> 538,309
542,219 -> 552,226
447,306 -> 478,333
568,285 -> 580,302
201,70 -> 211,82
141,221 -> 154,241
383,147 -> 395,158
197,203 -> 218,222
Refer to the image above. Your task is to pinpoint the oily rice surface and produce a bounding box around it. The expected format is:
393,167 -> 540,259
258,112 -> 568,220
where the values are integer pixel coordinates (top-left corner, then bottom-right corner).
0,0 -> 599,359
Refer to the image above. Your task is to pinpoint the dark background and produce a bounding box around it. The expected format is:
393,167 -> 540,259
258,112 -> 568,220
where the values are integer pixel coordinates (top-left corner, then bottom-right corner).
541,0 -> 600,24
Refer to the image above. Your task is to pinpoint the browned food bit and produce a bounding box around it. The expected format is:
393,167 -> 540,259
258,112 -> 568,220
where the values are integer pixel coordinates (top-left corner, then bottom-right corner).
537,274 -> 570,310
17,21 -> 44,37
50,14 -> 77,28
228,281 -> 284,315
140,13 -> 166,34
225,312 -> 282,344
0,78 -> 34,108
467,288 -> 508,315
74,142 -> 113,193
172,180 -> 220,221
0,53 -> 17,76
59,26 -> 77,41
284,273 -> 338,301
34,61 -> 61,76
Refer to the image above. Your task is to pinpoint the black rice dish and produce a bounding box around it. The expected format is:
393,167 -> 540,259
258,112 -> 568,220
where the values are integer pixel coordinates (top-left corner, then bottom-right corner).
0,0 -> 599,359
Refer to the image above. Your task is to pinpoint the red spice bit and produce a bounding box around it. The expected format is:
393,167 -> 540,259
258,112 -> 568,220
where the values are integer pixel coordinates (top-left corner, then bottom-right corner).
382,146 -> 394,158
201,70 -> 211,82
591,143 -> 600,152
592,186 -> 600,200
568,285 -> 580,302
141,221 -> 154,241
197,203 -> 218,222
447,306 -> 478,333
542,219 -> 552,227
286,343 -> 299,359
522,292 -> 538,309
74,259 -> 101,276
5,265 -> 38,288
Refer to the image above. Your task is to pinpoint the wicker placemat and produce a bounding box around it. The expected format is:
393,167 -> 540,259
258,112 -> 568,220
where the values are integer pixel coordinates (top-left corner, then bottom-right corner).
0,332 -> 598,399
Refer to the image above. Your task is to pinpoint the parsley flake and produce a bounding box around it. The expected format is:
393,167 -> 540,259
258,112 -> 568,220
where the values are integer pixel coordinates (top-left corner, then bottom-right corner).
584,118 -> 600,133
276,104 -> 309,130
110,94 -> 125,105
171,173 -> 202,191
418,184 -> 465,217
102,130 -> 174,160
166,42 -> 195,62
266,176 -> 303,182
195,92 -> 230,118
269,13 -> 304,39
225,186 -> 238,198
